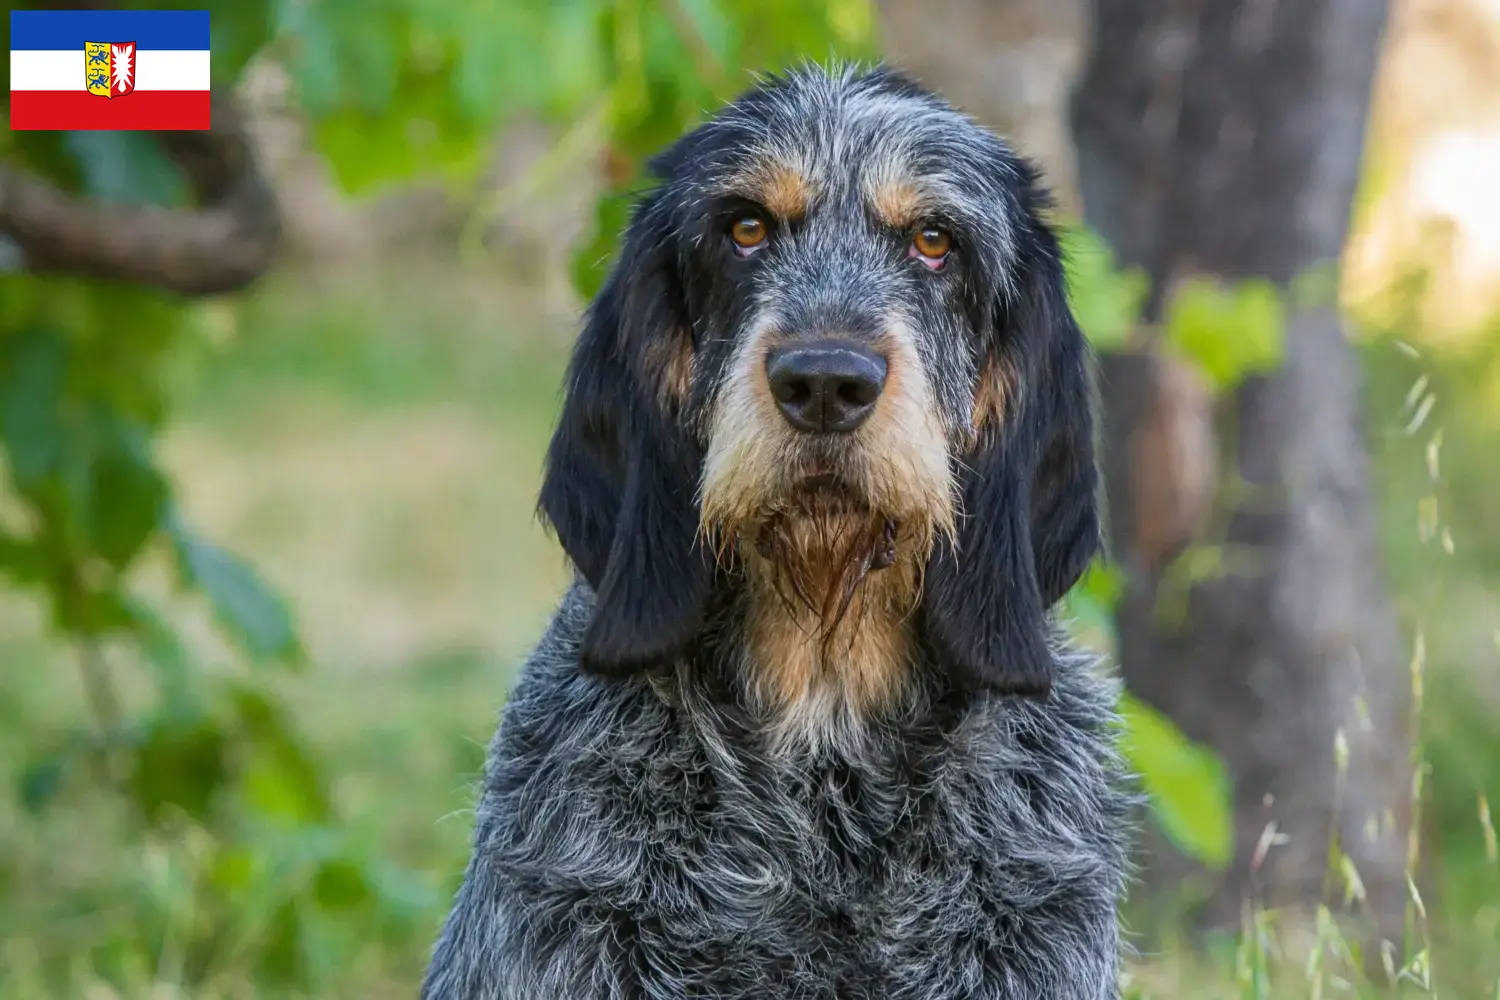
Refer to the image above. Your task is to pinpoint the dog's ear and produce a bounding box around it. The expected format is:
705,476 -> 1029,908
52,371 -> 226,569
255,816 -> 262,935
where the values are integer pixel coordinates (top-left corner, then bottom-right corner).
537,193 -> 713,677
923,214 -> 1101,698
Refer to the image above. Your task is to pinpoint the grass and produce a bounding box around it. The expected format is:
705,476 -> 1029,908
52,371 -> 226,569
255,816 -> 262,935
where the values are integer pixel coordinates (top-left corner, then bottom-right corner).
2,262 -> 1498,998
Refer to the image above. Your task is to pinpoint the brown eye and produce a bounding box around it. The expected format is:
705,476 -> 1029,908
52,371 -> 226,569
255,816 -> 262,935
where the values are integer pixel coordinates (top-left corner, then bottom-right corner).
912,226 -> 951,259
731,216 -> 768,250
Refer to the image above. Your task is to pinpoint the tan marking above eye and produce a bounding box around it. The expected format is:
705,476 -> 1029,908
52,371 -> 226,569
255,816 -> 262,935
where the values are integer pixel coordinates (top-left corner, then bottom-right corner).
732,216 -> 768,248
758,165 -> 812,220
869,178 -> 924,229
912,227 -> 951,259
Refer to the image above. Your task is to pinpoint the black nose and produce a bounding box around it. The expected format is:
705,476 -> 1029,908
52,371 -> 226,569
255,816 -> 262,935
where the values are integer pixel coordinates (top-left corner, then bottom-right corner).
765,341 -> 887,433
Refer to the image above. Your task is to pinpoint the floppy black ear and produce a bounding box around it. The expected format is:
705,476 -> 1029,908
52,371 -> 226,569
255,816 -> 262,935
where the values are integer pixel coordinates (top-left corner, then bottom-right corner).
923,218 -> 1101,698
537,195 -> 714,677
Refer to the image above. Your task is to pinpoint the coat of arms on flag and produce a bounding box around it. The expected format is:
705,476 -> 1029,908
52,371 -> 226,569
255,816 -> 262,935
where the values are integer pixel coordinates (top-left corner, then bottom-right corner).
85,41 -> 137,99
9,10 -> 209,130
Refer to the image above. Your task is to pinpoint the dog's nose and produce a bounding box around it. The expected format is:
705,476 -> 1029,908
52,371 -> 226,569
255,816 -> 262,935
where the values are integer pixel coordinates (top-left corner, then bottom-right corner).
765,341 -> 887,433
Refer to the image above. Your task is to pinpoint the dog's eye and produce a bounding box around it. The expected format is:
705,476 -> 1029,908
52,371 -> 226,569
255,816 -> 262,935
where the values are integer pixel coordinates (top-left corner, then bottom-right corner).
730,216 -> 769,254
910,227 -> 951,267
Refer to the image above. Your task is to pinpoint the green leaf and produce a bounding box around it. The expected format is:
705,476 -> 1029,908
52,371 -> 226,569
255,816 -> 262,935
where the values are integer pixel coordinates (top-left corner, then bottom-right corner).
453,8 -> 515,119
72,282 -> 187,427
208,842 -> 260,897
239,747 -> 330,826
312,856 -> 373,912
1076,559 -> 1125,607
228,683 -> 332,824
260,897 -> 312,989
267,0 -> 369,115
167,517 -> 302,665
1060,559 -> 1126,652
310,56 -> 491,196
88,416 -> 168,570
0,531 -> 45,585
1119,693 -> 1234,869
535,1 -> 607,121
455,5 -> 547,120
54,582 -> 139,637
205,0 -> 273,84
126,712 -> 233,825
324,5 -> 402,115
3,131 -> 88,192
0,326 -> 69,489
18,751 -> 71,813
823,0 -> 876,52
1163,276 -> 1287,391
272,0 -> 346,115
1059,225 -> 1148,352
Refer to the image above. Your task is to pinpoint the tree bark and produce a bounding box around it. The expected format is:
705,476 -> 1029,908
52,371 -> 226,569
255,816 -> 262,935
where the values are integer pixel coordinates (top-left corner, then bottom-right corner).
1072,0 -> 1410,941
875,0 -> 1089,213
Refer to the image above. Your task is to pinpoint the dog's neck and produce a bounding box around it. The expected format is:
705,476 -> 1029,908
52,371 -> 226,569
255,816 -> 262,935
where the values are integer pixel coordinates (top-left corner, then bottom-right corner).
732,507 -> 929,748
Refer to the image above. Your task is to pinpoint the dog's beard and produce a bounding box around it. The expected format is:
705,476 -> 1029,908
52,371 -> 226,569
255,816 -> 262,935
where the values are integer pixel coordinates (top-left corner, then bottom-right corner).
703,474 -> 929,651
756,492 -> 895,633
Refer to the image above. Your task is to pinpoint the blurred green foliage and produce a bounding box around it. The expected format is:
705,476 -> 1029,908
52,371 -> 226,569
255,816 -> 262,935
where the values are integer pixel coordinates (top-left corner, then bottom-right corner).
1061,225 -> 1150,352
1121,695 -> 1235,871
1163,277 -> 1286,392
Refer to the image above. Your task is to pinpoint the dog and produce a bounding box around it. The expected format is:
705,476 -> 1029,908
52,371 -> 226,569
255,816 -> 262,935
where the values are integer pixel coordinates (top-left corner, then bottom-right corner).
422,64 -> 1133,1000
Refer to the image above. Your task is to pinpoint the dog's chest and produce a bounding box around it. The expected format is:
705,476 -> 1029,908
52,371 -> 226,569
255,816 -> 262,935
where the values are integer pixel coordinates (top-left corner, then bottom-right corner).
467,638 -> 1130,1000
496,703 -> 1019,998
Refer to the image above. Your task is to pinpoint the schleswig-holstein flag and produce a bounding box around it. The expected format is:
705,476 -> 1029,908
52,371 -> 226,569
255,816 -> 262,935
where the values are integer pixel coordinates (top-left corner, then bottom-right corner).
9,10 -> 210,130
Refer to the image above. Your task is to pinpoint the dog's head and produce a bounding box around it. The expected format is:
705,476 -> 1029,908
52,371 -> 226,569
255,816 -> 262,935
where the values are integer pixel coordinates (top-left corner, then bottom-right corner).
539,65 -> 1099,698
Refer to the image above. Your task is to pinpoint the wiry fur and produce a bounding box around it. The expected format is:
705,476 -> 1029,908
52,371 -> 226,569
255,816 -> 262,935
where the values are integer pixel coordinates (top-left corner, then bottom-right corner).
425,589 -> 1131,999
423,64 -> 1134,1000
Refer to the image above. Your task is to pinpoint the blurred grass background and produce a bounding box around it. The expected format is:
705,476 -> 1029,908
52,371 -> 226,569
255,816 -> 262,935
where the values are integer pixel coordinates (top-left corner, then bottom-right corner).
2,0 -> 1500,997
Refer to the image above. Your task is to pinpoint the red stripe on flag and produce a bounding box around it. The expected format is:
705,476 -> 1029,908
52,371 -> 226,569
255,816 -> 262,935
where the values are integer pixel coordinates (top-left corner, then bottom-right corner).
10,90 -> 211,131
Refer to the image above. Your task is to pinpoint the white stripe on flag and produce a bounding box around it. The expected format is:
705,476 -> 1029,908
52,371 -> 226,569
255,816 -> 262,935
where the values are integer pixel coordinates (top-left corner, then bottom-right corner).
9,50 -> 210,92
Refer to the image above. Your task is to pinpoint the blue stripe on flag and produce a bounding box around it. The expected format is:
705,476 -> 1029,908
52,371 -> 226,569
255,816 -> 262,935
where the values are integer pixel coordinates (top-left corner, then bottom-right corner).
8,10 -> 210,51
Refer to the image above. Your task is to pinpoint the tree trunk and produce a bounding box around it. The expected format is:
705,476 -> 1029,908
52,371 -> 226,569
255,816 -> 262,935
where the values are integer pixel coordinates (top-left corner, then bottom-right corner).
1072,0 -> 1410,941
875,0 -> 1089,213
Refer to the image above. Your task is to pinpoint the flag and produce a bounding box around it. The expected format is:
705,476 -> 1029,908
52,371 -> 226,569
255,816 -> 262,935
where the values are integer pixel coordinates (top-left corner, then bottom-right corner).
9,10 -> 210,130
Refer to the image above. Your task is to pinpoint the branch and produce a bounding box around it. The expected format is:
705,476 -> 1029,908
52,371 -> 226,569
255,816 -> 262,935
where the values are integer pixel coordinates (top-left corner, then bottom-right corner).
76,638 -> 124,782
0,94 -> 281,296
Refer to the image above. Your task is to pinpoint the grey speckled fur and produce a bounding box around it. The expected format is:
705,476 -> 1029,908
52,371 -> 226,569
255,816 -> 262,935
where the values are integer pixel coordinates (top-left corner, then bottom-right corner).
422,63 -> 1136,999
422,587 -> 1133,1000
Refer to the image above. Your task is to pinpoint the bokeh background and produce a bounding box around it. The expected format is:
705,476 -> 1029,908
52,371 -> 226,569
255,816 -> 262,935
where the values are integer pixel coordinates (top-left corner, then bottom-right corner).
2,1 -> 1498,997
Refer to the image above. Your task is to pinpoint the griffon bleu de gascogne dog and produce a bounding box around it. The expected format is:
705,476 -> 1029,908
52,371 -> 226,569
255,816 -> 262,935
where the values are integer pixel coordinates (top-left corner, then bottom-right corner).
422,64 -> 1133,1000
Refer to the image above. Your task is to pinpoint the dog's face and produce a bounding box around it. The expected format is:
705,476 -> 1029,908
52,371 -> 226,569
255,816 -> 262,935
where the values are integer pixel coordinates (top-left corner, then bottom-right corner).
540,66 -> 1099,701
